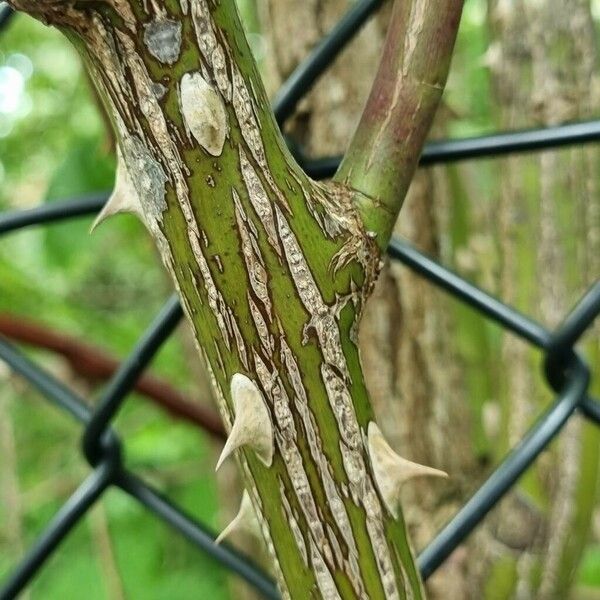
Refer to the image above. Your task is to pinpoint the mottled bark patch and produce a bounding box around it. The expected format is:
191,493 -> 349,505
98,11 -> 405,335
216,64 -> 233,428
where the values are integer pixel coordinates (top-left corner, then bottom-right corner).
144,18 -> 182,65
179,71 -> 228,156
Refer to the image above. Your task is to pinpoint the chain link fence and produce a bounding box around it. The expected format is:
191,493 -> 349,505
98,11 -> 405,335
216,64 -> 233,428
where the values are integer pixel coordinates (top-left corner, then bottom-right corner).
1,1 -> 600,598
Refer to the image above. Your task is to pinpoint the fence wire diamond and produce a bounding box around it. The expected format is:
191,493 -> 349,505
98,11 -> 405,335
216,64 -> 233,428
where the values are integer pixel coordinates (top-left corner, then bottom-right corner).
1,2 -> 599,599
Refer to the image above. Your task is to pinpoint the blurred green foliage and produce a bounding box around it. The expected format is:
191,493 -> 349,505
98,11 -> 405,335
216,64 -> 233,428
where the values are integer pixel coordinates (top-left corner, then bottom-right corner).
0,0 -> 599,598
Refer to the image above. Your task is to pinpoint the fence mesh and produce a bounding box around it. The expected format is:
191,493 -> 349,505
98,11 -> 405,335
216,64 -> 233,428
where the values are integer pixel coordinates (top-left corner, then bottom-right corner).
1,1 -> 600,598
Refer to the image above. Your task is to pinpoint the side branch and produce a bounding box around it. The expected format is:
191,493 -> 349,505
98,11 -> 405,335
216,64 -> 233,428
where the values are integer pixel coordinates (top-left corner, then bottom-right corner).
335,0 -> 464,248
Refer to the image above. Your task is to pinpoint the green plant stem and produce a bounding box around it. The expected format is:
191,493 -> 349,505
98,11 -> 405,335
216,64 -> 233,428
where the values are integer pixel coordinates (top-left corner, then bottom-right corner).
8,0 -> 464,597
336,0 -> 464,250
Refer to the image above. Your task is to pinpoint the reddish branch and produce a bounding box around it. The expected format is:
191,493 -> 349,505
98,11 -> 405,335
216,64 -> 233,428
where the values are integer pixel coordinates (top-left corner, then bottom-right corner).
336,0 -> 463,247
0,314 -> 225,440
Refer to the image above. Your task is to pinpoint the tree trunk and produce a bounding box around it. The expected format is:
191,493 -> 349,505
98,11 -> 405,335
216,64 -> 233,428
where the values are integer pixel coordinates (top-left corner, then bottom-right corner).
9,1 -> 463,598
484,1 -> 600,597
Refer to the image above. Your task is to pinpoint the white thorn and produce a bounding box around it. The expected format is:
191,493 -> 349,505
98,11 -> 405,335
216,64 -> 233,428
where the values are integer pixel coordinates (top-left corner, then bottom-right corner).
215,373 -> 274,470
368,422 -> 447,519
90,154 -> 143,232
215,490 -> 259,545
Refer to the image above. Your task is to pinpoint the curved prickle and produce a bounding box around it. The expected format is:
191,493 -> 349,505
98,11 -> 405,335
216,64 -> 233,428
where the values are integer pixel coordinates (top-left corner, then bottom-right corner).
215,490 -> 260,545
368,422 -> 447,519
216,373 -> 274,471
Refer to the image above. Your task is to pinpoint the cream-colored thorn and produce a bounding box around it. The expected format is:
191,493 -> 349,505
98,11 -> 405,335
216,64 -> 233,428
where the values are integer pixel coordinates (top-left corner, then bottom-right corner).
367,422 -> 447,519
215,373 -> 274,470
215,490 -> 259,544
90,154 -> 142,232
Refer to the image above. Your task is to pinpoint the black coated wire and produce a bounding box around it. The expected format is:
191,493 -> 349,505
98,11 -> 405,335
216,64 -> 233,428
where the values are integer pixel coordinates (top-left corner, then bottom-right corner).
301,119 -> 600,179
0,194 -> 108,235
547,281 -> 600,358
272,0 -> 383,125
0,336 -> 278,597
1,0 -> 599,597
387,238 -> 552,348
581,397 -> 600,425
0,336 -> 93,424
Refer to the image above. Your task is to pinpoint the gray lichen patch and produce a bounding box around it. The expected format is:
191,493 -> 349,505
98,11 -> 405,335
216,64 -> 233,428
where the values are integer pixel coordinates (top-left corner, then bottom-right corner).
143,19 -> 182,65
120,134 -> 168,227
151,82 -> 168,99
179,71 -> 228,156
